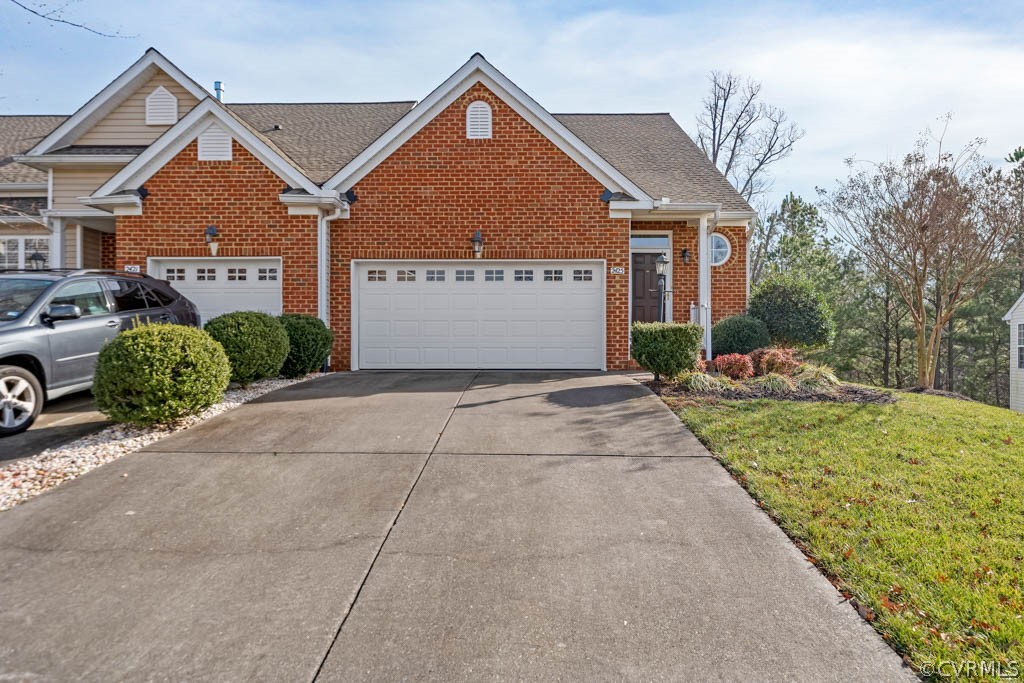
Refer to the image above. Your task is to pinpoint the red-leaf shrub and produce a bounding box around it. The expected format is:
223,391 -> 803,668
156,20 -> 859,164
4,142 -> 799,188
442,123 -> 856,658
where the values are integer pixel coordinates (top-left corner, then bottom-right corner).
696,357 -> 707,374
713,353 -> 754,379
750,347 -> 799,376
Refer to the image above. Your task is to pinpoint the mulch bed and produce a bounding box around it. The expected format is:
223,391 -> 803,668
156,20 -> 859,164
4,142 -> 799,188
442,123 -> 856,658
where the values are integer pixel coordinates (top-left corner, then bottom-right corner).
649,381 -> 897,405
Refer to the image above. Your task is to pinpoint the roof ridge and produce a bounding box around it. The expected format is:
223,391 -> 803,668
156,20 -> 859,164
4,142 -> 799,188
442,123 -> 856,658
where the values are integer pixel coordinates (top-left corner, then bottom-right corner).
554,112 -> 672,116
0,114 -> 68,118
226,101 -> 417,106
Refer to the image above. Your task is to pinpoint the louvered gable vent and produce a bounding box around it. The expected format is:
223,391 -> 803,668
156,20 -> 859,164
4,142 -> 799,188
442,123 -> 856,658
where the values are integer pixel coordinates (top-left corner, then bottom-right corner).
145,86 -> 178,125
466,101 -> 492,139
197,123 -> 232,161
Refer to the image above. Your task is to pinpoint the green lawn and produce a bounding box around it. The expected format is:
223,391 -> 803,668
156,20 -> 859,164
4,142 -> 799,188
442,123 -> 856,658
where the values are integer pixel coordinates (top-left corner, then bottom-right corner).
669,391 -> 1024,680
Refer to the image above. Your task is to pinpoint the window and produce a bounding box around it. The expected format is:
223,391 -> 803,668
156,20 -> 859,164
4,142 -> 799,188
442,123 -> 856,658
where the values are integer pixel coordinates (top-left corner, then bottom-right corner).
49,280 -> 109,316
166,267 -> 185,281
197,123 -> 232,161
145,86 -> 178,125
144,285 -> 176,307
455,269 -> 475,282
258,267 -> 278,281
630,235 -> 670,249
573,269 -> 593,282
108,279 -> 151,312
514,269 -> 534,282
367,269 -> 386,282
196,268 -> 216,281
711,233 -> 731,266
484,269 -> 504,282
397,269 -> 416,282
466,101 -> 492,139
0,236 -> 50,270
1018,324 -> 1024,369
543,269 -> 563,282
426,269 -> 445,282
227,267 -> 247,281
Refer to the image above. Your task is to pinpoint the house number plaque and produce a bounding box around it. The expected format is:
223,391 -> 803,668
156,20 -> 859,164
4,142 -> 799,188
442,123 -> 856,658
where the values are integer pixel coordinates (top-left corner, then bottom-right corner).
610,266 -> 625,275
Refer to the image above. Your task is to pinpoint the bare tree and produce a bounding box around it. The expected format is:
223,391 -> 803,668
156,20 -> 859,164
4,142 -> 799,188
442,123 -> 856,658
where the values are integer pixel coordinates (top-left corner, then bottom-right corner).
6,0 -> 128,37
820,125 -> 1016,388
695,71 -> 804,203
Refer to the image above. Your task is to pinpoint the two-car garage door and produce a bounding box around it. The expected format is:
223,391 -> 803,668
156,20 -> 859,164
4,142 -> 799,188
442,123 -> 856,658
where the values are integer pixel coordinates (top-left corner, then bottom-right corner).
355,260 -> 604,370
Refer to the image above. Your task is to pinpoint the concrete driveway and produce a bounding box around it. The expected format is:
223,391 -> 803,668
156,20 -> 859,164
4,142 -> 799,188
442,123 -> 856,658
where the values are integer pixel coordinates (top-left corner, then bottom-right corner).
2,391 -> 108,463
0,372 -> 913,681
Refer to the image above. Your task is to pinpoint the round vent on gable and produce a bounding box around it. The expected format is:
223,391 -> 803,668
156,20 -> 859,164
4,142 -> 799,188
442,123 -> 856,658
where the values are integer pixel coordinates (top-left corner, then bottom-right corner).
466,101 -> 492,139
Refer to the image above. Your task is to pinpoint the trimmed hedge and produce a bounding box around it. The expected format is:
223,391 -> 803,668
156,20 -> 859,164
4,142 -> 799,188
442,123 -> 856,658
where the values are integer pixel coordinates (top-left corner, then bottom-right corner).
93,323 -> 230,426
712,315 -> 771,356
748,273 -> 835,348
204,311 -> 290,385
279,314 -> 334,378
630,321 -> 704,380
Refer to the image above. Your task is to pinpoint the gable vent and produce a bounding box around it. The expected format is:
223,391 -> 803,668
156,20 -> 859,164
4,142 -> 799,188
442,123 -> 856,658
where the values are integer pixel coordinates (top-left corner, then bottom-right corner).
145,86 -> 178,125
197,123 -> 232,161
466,101 -> 492,139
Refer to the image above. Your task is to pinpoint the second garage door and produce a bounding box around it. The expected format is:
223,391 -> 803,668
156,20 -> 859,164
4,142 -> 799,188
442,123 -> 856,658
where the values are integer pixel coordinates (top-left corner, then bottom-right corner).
149,258 -> 283,324
355,260 -> 604,370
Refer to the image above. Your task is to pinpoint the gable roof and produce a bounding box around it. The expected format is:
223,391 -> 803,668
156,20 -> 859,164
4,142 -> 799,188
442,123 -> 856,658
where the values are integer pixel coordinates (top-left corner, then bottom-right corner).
1004,292 -> 1024,322
555,113 -> 753,213
0,115 -> 67,184
320,54 -> 652,200
26,48 -> 208,156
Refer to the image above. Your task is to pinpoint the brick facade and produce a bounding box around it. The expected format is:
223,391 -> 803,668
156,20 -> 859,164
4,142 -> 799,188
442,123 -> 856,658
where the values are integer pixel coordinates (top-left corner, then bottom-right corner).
115,140 -> 319,316
331,83 -> 632,370
100,233 -> 116,270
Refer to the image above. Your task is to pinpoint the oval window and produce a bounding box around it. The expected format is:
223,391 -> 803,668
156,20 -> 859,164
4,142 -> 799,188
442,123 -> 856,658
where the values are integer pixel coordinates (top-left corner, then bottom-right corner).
710,233 -> 731,266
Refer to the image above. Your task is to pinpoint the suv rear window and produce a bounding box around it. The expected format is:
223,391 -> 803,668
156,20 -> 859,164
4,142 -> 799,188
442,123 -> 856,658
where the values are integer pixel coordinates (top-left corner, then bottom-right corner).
144,284 -> 176,307
108,279 -> 151,312
0,279 -> 51,321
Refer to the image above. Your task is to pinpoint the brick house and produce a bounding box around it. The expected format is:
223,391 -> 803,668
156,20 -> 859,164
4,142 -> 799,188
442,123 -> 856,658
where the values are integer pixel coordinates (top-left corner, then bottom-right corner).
0,49 -> 754,371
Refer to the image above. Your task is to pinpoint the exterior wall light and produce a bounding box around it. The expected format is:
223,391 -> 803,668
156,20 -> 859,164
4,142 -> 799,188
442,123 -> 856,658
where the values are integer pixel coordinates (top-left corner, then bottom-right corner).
28,251 -> 46,270
205,225 -> 219,256
680,248 -> 691,264
471,229 -> 484,258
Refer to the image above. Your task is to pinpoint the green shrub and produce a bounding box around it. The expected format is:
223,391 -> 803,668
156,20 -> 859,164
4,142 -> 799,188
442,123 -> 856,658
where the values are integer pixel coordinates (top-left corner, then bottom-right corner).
279,314 -> 333,378
93,323 -> 230,426
748,273 -> 835,348
751,372 -> 797,395
750,347 -> 800,376
204,311 -> 290,385
712,353 -> 755,380
678,371 -> 724,392
795,363 -> 839,391
712,315 -> 771,356
630,322 -> 704,380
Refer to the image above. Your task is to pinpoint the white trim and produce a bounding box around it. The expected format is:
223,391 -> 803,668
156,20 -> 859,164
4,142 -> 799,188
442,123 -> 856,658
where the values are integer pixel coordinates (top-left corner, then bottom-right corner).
323,55 -> 650,200
466,100 -> 492,139
76,224 -> 83,268
628,230 -> 673,324
710,232 -> 732,267
145,85 -> 178,125
349,258 -> 608,371
698,215 -> 712,360
1004,292 -> 1024,322
26,49 -> 208,156
49,217 -> 63,269
47,170 -> 52,210
0,182 -> 47,193
90,99 -> 323,200
0,216 -> 48,226
13,154 -> 137,168
41,209 -> 112,218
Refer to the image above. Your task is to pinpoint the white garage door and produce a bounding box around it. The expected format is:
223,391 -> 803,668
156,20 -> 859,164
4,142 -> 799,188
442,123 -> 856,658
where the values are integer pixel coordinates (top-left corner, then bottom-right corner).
149,258 -> 283,324
355,260 -> 604,370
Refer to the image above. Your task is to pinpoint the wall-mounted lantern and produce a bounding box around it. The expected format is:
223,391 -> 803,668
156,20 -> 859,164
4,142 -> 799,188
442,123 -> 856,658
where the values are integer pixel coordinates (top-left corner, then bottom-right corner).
680,248 -> 691,264
471,229 -> 484,258
205,225 -> 219,256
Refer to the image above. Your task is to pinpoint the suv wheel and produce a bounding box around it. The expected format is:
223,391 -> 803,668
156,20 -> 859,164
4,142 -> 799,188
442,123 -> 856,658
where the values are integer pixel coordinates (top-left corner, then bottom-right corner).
0,365 -> 43,437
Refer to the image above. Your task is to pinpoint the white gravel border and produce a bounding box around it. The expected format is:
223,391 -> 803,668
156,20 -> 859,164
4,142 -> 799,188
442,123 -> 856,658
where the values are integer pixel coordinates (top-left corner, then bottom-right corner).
0,373 -> 326,512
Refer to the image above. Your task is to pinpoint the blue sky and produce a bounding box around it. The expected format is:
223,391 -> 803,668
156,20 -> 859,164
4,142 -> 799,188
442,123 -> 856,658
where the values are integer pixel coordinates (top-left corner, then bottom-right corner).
2,0 -> 1022,209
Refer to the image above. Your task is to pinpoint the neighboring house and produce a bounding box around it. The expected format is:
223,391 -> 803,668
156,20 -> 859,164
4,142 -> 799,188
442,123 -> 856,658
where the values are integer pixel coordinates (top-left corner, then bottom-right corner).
1004,294 -> 1024,411
1,49 -> 754,371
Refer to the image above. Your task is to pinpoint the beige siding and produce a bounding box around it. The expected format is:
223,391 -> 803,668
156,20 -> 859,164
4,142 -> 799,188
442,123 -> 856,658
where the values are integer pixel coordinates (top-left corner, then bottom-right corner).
63,224 -> 78,268
51,167 -> 120,210
81,227 -> 104,269
1011,313 -> 1024,413
0,223 -> 49,236
76,70 -> 200,146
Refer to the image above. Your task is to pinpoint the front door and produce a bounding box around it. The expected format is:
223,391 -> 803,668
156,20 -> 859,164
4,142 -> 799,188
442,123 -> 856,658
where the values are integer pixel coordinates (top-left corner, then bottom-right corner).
631,252 -> 662,323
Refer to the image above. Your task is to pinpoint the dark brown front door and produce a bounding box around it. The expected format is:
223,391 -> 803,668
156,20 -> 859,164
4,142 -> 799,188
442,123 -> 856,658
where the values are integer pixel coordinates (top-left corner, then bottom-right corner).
631,252 -> 662,323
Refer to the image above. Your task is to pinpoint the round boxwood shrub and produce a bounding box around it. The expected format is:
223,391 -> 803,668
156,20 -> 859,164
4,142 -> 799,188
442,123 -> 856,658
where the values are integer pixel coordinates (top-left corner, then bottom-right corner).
93,323 -> 231,426
748,273 -> 835,348
630,321 -> 704,381
712,315 -> 771,356
279,314 -> 334,378
204,311 -> 290,385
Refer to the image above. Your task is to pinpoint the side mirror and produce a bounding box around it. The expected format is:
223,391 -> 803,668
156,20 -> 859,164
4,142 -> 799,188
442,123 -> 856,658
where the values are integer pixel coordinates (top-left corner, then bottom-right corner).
45,304 -> 83,321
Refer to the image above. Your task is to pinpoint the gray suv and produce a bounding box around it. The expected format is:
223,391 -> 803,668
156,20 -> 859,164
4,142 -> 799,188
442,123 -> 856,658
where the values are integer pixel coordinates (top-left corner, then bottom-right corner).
0,270 -> 201,436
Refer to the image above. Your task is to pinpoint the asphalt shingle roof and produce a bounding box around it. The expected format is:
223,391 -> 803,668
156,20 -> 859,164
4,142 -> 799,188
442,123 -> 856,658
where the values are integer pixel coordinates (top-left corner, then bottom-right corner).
0,106 -> 752,213
0,115 -> 67,184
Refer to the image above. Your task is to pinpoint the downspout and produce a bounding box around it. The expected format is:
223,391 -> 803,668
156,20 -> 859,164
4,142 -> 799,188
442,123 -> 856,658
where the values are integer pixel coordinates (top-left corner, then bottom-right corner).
318,205 -> 344,324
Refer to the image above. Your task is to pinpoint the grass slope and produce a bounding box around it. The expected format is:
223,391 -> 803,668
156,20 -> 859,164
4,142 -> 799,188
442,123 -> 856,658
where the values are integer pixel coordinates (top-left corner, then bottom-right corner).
671,392 -> 1023,679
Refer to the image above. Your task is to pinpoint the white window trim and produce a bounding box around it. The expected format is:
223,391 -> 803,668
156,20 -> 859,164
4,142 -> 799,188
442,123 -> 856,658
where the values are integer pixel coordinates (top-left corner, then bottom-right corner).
710,232 -> 732,267
628,230 -> 673,324
466,100 -> 492,139
0,235 -> 52,269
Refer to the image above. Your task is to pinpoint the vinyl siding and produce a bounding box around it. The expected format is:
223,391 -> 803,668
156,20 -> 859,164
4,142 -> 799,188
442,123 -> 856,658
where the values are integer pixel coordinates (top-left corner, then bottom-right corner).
81,227 -> 103,269
63,224 -> 77,268
51,167 -> 120,210
75,70 -> 200,146
1011,313 -> 1024,413
0,223 -> 48,236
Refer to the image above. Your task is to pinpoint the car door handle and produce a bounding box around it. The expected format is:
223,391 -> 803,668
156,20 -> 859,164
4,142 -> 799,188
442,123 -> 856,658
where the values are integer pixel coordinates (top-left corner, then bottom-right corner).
106,319 -> 120,328
157,313 -> 171,321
